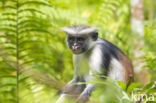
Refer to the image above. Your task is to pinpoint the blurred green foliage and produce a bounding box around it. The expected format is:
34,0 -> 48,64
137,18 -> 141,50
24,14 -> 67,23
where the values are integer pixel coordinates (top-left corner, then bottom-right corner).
0,0 -> 155,103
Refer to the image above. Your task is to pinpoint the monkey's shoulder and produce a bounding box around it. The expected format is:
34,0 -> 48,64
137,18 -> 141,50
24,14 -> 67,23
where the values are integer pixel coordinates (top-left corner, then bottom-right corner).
91,38 -> 122,70
96,38 -> 120,58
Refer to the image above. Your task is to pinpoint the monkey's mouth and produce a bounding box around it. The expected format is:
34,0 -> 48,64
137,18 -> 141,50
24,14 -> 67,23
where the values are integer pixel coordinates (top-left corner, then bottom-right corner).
72,48 -> 81,54
72,50 -> 82,54
72,46 -> 82,54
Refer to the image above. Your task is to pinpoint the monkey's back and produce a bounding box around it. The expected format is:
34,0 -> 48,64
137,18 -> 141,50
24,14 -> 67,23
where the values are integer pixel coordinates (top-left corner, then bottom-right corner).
97,38 -> 134,84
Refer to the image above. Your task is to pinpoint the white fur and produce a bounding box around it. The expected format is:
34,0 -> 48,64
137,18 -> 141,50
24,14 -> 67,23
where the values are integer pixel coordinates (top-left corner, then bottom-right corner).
108,58 -> 125,83
60,27 -> 76,34
89,44 -> 102,74
73,54 -> 83,77
72,40 -> 103,78
79,27 -> 97,34
61,27 -> 97,35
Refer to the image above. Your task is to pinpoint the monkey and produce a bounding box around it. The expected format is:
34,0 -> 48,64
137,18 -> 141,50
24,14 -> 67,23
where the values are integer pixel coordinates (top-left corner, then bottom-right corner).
56,25 -> 134,103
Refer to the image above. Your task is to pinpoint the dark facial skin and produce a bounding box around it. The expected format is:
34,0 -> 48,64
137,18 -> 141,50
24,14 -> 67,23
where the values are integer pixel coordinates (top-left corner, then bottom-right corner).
67,35 -> 89,54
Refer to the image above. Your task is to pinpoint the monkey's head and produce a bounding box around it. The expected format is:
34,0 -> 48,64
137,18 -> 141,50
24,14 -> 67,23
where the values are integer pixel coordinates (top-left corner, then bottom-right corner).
61,25 -> 98,54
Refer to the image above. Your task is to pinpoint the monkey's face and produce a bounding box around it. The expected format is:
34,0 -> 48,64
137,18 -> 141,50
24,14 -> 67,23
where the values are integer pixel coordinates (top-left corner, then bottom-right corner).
67,35 -> 89,54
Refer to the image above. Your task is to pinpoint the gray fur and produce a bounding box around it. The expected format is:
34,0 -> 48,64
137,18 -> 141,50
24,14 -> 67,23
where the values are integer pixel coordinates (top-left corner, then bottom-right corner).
60,25 -> 97,35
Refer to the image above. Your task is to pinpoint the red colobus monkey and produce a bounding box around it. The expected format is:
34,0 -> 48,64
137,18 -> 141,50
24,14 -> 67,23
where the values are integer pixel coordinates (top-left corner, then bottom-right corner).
56,25 -> 134,103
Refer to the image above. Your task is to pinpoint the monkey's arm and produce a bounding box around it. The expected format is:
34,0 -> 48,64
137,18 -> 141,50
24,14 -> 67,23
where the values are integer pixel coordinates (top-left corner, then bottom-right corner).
59,78 -> 79,95
56,78 -> 79,103
77,83 -> 95,103
56,77 -> 85,103
56,78 -> 77,103
77,75 -> 96,103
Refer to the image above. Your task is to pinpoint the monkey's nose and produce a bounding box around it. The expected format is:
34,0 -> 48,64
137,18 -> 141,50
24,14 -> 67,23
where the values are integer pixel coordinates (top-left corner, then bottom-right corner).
72,45 -> 78,51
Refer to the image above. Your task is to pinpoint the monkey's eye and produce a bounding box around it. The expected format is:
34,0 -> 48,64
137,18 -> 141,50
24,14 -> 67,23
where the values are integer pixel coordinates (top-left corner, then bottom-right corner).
77,37 -> 85,42
68,37 -> 74,42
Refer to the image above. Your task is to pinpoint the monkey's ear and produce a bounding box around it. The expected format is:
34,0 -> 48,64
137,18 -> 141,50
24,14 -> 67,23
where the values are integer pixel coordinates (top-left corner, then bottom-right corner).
60,27 -> 75,34
91,32 -> 98,41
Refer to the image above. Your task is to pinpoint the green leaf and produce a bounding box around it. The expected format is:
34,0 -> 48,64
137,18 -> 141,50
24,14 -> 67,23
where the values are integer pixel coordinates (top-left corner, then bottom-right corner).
18,26 -> 49,32
19,1 -> 53,8
2,12 -> 16,16
0,75 -> 16,78
0,18 -> 16,22
0,25 -> 16,29
18,8 -> 45,15
18,19 -> 43,26
0,34 -> 16,39
4,46 -> 16,51
118,81 -> 127,90
19,76 -> 29,83
19,28 -> 51,35
127,82 -> 143,93
142,81 -> 155,92
0,27 -> 16,33
0,83 -> 16,88
21,59 -> 36,65
0,0 -> 16,2
146,88 -> 156,94
0,6 -> 16,10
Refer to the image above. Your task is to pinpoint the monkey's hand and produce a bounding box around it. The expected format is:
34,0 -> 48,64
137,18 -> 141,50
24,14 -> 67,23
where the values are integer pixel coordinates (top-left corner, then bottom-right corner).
61,79 -> 77,94
76,83 -> 95,103
60,78 -> 84,98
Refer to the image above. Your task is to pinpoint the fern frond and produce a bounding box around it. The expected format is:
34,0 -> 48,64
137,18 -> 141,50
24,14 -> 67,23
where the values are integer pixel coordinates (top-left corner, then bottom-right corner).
0,0 -> 16,2
18,19 -> 45,26
19,29 -> 51,35
18,40 -> 43,47
0,34 -> 16,39
0,0 -> 56,103
0,24 -> 16,28
0,27 -> 16,33
18,8 -> 45,15
1,12 -> 16,16
19,1 -> 53,8
18,24 -> 45,30
0,83 -> 16,88
1,5 -> 16,10
0,18 -> 16,22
